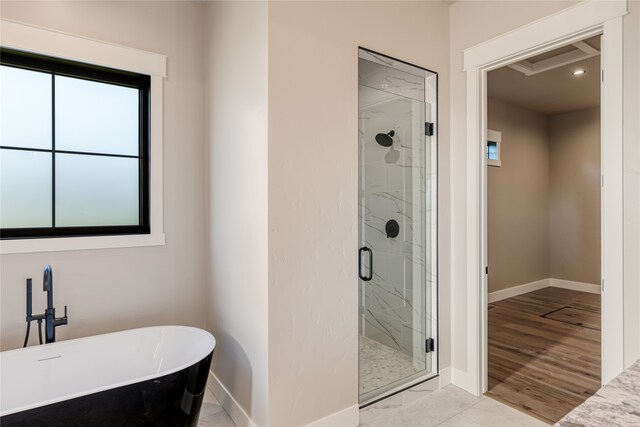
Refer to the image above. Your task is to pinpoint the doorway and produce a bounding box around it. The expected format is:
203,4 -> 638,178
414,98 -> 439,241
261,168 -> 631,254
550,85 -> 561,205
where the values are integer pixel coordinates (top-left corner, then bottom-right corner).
460,0 -> 626,413
357,48 -> 438,405
484,39 -> 602,421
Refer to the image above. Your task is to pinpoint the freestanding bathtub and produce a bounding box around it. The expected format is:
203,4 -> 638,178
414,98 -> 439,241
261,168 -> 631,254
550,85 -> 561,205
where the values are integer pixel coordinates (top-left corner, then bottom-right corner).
0,325 -> 215,426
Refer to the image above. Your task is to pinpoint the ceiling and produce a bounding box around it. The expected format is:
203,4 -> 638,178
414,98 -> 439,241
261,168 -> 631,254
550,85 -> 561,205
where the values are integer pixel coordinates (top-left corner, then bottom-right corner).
487,38 -> 600,115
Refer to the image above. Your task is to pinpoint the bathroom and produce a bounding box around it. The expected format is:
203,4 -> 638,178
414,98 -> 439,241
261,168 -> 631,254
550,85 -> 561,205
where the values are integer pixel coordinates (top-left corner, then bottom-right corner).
1,1 -> 639,427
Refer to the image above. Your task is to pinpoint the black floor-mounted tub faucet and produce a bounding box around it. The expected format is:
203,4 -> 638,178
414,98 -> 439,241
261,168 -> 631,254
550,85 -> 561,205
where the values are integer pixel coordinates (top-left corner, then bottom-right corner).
24,265 -> 68,346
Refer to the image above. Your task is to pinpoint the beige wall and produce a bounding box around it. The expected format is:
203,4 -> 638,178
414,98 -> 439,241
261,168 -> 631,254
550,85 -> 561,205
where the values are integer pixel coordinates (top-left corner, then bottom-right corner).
449,0 -> 580,375
0,1 -> 208,350
487,101 -> 601,293
204,2 -> 269,426
2,2 -> 637,424
203,1 -> 451,425
549,108 -> 601,285
487,99 -> 550,293
0,2 -> 449,425
267,1 -> 450,425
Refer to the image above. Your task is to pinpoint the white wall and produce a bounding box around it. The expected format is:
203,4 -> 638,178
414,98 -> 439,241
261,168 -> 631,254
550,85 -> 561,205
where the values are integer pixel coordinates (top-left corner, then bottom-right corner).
204,2 -> 269,426
0,1 -> 208,349
450,0 -> 640,387
267,2 -> 450,425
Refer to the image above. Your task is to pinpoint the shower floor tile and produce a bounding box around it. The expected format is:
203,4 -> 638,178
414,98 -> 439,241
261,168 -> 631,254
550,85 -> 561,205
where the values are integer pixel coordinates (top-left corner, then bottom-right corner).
359,335 -> 422,396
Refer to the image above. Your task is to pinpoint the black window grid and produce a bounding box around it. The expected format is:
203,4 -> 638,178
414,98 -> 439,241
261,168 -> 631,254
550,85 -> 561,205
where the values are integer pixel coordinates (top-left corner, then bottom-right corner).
0,48 -> 151,239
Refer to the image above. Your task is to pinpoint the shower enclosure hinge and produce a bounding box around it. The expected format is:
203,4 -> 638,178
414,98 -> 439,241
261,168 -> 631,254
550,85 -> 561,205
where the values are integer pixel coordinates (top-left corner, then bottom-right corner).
426,337 -> 435,353
425,122 -> 434,136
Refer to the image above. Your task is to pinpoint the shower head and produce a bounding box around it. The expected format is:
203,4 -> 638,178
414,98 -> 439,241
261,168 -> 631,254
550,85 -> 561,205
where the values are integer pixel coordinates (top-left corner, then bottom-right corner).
375,130 -> 395,147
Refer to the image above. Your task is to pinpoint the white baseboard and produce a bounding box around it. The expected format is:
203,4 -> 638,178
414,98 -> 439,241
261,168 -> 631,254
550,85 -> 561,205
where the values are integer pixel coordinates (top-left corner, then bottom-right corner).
438,366 -> 452,387
208,370 -> 358,427
550,278 -> 601,294
488,277 -> 601,303
451,367 -> 478,396
305,405 -> 360,427
488,279 -> 550,303
207,371 -> 257,427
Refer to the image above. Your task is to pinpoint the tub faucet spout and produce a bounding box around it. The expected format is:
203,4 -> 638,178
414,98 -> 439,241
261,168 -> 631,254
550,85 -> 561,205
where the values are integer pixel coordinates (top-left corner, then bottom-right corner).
41,265 -> 68,344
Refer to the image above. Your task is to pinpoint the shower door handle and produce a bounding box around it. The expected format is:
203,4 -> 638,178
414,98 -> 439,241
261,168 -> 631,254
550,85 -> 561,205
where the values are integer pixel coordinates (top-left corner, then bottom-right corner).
359,247 -> 373,282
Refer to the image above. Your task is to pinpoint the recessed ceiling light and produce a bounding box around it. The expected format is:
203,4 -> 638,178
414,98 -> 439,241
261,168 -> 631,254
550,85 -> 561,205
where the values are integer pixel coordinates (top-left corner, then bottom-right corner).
572,69 -> 586,76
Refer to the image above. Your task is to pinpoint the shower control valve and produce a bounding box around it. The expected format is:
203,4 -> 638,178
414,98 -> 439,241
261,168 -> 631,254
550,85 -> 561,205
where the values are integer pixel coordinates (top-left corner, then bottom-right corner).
385,220 -> 400,239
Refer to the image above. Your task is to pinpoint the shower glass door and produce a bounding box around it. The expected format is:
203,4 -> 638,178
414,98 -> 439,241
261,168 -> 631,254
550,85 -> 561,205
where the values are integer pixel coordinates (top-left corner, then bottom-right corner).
358,49 -> 437,403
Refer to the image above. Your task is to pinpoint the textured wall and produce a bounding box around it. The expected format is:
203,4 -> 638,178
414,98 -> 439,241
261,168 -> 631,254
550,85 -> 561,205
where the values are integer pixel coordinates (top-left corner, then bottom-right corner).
487,98 -> 550,293
549,108 -> 601,285
267,1 -> 450,425
449,0 -> 581,377
204,2 -> 269,426
0,1 -> 208,350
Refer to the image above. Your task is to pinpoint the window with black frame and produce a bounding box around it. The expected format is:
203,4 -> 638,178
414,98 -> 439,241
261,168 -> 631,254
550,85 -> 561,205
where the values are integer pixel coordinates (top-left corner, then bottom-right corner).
0,48 -> 150,239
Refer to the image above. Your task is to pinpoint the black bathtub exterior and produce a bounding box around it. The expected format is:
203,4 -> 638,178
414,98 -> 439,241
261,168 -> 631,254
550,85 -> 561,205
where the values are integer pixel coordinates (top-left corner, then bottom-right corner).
1,351 -> 213,427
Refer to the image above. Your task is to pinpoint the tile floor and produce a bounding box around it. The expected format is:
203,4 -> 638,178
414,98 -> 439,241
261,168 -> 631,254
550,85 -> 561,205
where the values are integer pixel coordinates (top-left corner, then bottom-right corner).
197,387 -> 235,427
198,383 -> 548,427
360,386 -> 548,427
359,335 -> 422,396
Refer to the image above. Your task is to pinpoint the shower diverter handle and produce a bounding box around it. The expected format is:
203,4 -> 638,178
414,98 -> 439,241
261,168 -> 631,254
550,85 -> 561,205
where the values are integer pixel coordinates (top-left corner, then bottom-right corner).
358,247 -> 373,282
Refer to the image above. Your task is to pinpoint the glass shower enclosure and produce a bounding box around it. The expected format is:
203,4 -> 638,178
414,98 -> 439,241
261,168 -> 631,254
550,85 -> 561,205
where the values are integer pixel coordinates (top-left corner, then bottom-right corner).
358,48 -> 438,404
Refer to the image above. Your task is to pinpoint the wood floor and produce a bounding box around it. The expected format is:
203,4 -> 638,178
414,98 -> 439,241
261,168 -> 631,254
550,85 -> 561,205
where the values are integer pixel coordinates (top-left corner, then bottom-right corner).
486,287 -> 601,424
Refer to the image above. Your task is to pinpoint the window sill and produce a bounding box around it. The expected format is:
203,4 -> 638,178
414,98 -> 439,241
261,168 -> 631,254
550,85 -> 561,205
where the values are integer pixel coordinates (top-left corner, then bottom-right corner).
0,233 -> 165,255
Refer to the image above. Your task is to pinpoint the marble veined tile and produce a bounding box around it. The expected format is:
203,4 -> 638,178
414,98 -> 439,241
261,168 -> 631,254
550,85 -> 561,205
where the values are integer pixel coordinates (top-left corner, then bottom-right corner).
360,385 -> 549,427
458,398 -> 548,427
358,56 -> 426,103
437,414 -> 484,427
365,281 -> 409,313
362,386 -> 483,427
405,386 -> 483,421
367,410 -> 443,427
364,310 -> 403,350
359,393 -> 404,424
555,359 -> 640,427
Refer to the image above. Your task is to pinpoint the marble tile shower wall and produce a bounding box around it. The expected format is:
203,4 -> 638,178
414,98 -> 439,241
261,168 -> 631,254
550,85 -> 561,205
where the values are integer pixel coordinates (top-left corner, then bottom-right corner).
359,80 -> 430,361
358,52 -> 426,102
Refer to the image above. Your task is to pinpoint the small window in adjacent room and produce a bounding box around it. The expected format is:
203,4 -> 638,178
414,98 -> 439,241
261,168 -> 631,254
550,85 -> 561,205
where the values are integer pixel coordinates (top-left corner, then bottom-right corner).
0,48 -> 151,239
487,129 -> 502,167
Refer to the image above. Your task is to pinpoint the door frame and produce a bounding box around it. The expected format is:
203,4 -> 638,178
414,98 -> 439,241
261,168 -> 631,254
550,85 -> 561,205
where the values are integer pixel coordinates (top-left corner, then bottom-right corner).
461,0 -> 627,395
357,47 -> 440,406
